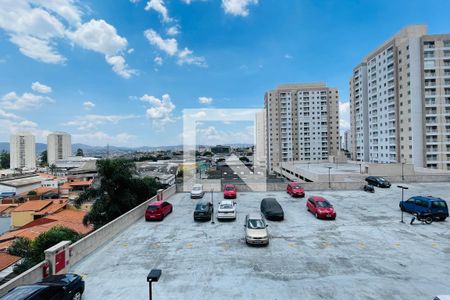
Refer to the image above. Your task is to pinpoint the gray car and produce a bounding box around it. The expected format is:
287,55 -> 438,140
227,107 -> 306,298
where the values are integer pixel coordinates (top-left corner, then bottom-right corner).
244,213 -> 269,245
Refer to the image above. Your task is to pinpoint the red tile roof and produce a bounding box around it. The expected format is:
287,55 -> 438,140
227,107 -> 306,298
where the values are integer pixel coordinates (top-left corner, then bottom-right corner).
0,204 -> 17,214
33,200 -> 68,216
0,253 -> 21,271
12,200 -> 53,212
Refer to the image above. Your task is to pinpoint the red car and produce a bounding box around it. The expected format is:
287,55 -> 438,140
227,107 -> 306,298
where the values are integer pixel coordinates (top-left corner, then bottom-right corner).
306,196 -> 336,220
287,182 -> 305,197
223,184 -> 237,199
145,201 -> 173,221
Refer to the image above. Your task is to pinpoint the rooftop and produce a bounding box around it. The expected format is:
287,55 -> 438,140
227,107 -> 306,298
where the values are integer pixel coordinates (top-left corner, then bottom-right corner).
0,176 -> 44,188
0,253 -> 20,272
71,183 -> 450,299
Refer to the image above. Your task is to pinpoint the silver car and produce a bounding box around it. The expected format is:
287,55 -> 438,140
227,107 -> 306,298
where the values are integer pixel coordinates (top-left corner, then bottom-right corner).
190,184 -> 205,199
244,213 -> 269,245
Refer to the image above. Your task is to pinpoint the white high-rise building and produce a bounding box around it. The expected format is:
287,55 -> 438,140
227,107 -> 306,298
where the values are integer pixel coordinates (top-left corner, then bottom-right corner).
10,133 -> 36,170
255,110 -> 266,167
47,132 -> 72,165
350,25 -> 450,170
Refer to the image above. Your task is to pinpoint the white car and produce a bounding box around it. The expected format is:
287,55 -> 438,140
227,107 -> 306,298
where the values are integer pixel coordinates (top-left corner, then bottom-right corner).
190,184 -> 205,199
244,213 -> 269,245
217,200 -> 237,220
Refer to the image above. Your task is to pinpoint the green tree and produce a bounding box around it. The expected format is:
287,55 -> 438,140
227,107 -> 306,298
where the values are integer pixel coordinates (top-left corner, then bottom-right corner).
40,150 -> 47,167
27,190 -> 37,196
7,227 -> 81,274
75,159 -> 162,229
0,150 -> 10,169
76,148 -> 84,156
49,163 -> 57,175
202,151 -> 213,157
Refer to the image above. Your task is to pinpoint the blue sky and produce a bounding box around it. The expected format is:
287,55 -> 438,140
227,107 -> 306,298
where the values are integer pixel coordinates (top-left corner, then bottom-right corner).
1,0 -> 450,147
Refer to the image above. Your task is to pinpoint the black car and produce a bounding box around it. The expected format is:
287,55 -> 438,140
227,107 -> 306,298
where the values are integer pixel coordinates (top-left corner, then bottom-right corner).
363,184 -> 375,193
193,200 -> 213,221
1,273 -> 84,300
365,176 -> 391,188
260,198 -> 284,221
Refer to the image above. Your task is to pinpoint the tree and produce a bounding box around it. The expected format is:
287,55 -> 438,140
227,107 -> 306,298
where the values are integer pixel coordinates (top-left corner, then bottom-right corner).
7,227 -> 81,274
76,148 -> 84,156
49,163 -> 56,175
27,190 -> 37,196
0,150 -> 10,169
75,159 -> 162,229
202,151 -> 213,157
40,150 -> 47,167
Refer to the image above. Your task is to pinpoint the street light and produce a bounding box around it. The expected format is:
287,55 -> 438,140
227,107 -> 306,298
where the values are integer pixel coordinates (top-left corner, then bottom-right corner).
397,185 -> 409,223
210,189 -> 215,224
147,269 -> 162,300
401,160 -> 405,181
359,163 -> 362,174
327,166 -> 332,189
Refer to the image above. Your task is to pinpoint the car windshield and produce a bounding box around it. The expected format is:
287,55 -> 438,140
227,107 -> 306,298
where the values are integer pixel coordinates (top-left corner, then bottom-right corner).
147,205 -> 160,211
225,186 -> 235,191
193,186 -> 201,191
293,185 -> 302,189
247,219 -> 265,229
195,203 -> 208,210
316,201 -> 332,208
432,201 -> 447,208
378,177 -> 386,182
220,204 -> 233,209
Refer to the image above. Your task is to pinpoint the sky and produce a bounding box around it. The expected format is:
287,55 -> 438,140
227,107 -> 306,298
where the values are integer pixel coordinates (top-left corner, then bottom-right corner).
1,0 -> 450,147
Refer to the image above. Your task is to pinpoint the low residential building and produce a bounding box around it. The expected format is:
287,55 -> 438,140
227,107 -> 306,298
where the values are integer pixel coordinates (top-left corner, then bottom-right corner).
135,161 -> 178,186
10,199 -> 69,228
60,179 -> 94,200
0,253 -> 21,282
0,175 -> 46,195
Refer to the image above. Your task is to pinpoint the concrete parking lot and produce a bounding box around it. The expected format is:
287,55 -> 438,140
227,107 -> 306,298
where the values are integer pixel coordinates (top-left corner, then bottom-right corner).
71,183 -> 450,299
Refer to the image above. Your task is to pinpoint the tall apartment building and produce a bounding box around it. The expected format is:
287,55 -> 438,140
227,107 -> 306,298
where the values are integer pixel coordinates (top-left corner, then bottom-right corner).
264,83 -> 340,172
255,110 -> 266,167
350,25 -> 450,170
10,133 -> 36,170
47,132 -> 72,165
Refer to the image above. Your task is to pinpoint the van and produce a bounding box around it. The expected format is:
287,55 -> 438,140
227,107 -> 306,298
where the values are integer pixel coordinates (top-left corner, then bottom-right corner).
399,196 -> 448,221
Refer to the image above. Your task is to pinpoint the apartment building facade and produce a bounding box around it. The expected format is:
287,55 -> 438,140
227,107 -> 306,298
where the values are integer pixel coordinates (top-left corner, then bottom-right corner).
9,133 -> 36,170
47,132 -> 72,165
350,25 -> 450,170
265,83 -> 340,172
255,110 -> 267,167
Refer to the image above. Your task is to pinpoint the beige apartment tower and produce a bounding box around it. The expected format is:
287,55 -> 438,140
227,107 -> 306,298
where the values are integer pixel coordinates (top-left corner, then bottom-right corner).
264,83 -> 340,172
10,132 -> 36,170
47,132 -> 72,165
350,25 -> 450,170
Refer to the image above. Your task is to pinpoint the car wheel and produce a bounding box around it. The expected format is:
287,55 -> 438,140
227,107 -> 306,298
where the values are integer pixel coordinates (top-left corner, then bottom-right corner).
72,291 -> 82,300
170,207 -> 173,213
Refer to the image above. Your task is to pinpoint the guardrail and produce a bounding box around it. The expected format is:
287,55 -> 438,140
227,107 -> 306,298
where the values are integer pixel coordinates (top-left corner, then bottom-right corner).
0,185 -> 176,296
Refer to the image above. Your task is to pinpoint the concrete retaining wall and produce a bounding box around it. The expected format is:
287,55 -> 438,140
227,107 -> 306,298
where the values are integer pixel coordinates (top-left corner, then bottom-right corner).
0,185 -> 176,297
0,262 -> 46,296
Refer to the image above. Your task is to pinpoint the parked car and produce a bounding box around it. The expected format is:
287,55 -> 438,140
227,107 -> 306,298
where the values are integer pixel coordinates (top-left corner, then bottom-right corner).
190,184 -> 205,199
286,182 -> 305,197
0,273 -> 84,300
223,184 -> 237,199
260,198 -> 284,221
365,176 -> 391,188
145,201 -> 173,221
193,200 -> 213,221
363,184 -> 375,193
399,196 -> 448,221
217,200 -> 237,220
244,213 -> 269,245
306,196 -> 336,220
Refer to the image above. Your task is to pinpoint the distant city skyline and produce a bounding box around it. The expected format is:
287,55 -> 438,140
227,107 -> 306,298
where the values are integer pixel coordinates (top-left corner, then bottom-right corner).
1,1 -> 450,147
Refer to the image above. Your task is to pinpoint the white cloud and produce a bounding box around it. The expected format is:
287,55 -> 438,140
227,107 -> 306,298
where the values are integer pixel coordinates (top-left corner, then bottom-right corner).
31,81 -> 52,94
145,0 -> 172,23
83,101 -> 95,110
0,109 -> 23,121
9,34 -> 66,64
30,0 -> 83,25
105,55 -> 137,79
177,47 -> 206,67
127,48 -> 135,54
63,114 -> 139,130
144,29 -> 178,56
198,96 -> 213,105
166,25 -> 180,36
140,94 -> 176,127
339,101 -> 350,132
195,125 -> 254,145
221,0 -> 258,17
1,91 -> 54,110
284,53 -> 293,59
154,56 -> 163,65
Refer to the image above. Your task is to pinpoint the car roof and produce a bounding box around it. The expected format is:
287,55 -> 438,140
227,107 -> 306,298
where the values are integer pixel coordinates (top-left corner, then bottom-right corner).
310,196 -> 327,201
413,195 -> 445,202
247,213 -> 263,219
219,200 -> 233,205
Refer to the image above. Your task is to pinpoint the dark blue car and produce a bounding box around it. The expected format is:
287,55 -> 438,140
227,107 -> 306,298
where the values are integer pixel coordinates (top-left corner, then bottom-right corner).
399,196 -> 449,221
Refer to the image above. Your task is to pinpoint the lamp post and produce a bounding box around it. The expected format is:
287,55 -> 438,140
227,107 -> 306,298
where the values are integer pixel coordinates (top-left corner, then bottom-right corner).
401,160 -> 405,181
211,189 -> 215,224
397,185 -> 409,223
359,163 -> 362,174
327,166 -> 332,189
147,269 -> 162,300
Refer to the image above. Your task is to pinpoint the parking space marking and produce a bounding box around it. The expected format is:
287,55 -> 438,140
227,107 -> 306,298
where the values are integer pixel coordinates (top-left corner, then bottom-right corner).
122,243 -> 128,248
432,243 -> 439,248
358,242 -> 366,249
186,243 -> 193,249
288,242 -> 297,248
393,243 -> 401,248
321,242 -> 332,249
151,242 -> 161,249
